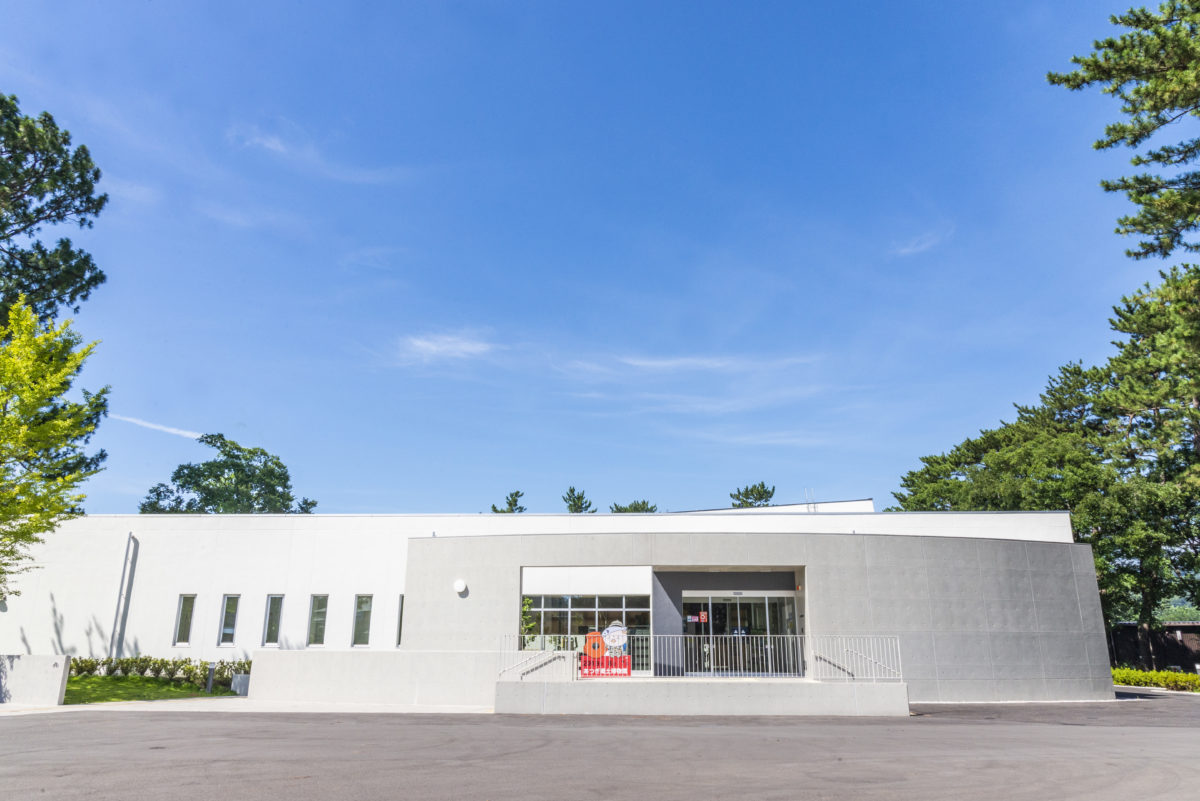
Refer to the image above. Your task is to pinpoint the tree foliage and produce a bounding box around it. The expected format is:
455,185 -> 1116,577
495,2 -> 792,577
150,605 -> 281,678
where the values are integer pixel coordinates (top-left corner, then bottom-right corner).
730,482 -> 775,508
1048,2 -> 1200,260
491,490 -> 526,513
0,298 -> 108,597
139,434 -> 316,514
892,267 -> 1200,667
562,486 -> 595,514
1159,600 -> 1200,621
610,499 -> 657,513
1,94 -> 107,320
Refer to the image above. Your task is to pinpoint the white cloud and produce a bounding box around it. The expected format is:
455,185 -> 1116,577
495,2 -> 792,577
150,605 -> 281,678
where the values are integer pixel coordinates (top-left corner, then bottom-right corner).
632,385 -> 826,415
110,414 -> 202,439
194,201 -> 302,230
667,427 -> 828,447
339,246 -> 406,272
227,123 -> 411,185
890,225 -> 955,257
616,354 -> 815,372
102,177 -> 162,205
398,332 -> 499,364
618,355 -> 736,371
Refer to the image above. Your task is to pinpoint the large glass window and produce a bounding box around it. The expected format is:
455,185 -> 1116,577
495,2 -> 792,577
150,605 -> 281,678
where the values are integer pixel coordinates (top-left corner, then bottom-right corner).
520,594 -> 651,641
174,595 -> 195,645
263,595 -> 284,646
218,595 -> 240,645
352,595 -> 373,646
308,595 -> 328,646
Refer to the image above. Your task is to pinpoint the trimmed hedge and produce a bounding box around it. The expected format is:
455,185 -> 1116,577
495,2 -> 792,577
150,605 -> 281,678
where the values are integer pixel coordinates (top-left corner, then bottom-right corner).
1112,667 -> 1200,692
69,656 -> 251,688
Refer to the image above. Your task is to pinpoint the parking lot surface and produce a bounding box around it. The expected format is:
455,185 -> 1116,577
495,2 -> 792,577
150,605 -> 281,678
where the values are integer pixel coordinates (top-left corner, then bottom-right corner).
2,691 -> 1197,801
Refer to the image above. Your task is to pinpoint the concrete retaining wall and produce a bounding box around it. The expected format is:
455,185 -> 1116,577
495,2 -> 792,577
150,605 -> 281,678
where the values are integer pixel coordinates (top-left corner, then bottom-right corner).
0,654 -> 70,705
248,648 -> 499,708
495,679 -> 910,716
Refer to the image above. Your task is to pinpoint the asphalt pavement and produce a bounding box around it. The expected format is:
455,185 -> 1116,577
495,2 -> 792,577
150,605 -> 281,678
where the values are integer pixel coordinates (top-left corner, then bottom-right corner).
2,691 -> 1197,801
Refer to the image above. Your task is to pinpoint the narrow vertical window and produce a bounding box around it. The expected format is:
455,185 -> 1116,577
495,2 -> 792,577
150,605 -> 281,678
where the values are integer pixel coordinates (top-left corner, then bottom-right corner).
263,595 -> 284,646
219,595 -> 240,645
174,595 -> 195,645
353,595 -> 373,646
396,595 -> 405,646
308,595 -> 328,646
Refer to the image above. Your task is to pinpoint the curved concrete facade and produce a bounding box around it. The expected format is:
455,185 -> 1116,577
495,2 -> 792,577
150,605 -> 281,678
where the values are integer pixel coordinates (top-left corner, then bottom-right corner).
400,530 -> 1111,703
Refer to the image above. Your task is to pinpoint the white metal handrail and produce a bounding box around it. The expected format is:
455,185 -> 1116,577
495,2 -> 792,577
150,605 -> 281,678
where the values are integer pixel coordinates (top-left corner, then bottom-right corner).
808,635 -> 903,682
498,633 -> 903,682
498,636 -> 578,682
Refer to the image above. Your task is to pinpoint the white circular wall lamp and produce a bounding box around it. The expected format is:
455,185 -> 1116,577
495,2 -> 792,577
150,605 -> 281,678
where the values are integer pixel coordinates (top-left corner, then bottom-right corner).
453,579 -> 467,594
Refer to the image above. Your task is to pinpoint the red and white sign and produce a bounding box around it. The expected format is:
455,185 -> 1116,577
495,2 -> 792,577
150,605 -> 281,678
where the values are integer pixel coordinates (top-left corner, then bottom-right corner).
579,654 -> 632,678
699,610 -> 708,623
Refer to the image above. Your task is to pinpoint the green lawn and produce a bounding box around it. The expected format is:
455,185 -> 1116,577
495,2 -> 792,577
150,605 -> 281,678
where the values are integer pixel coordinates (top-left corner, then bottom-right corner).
64,675 -> 237,705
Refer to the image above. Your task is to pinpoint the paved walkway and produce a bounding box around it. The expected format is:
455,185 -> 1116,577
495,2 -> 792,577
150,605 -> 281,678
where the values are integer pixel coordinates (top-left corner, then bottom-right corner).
2,691 -> 1198,800
0,695 -> 490,716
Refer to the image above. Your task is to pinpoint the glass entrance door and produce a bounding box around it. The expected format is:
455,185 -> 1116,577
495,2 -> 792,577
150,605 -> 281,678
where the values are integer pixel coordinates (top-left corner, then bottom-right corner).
680,592 -> 800,675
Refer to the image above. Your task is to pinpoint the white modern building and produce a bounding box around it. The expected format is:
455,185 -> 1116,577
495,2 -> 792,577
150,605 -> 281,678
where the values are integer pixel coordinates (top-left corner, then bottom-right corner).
0,501 -> 1113,715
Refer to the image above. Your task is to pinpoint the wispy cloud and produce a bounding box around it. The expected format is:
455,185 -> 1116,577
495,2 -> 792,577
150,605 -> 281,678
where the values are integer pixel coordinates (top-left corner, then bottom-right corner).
616,354 -> 815,372
338,246 -> 407,272
194,200 -> 303,231
890,225 -> 955,257
665,427 -> 829,447
102,177 -> 162,206
111,414 -> 202,440
631,385 -> 827,415
228,122 -> 411,185
397,332 -> 500,364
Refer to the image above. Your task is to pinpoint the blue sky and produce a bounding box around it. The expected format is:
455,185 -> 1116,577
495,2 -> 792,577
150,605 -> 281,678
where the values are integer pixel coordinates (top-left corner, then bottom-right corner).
1,1 -> 1160,513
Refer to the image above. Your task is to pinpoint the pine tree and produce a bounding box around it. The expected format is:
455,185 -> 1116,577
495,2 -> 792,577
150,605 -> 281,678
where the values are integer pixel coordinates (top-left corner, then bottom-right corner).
491,490 -> 526,513
610,499 -> 657,513
1048,3 -> 1200,259
730,482 -> 775,508
562,486 -> 595,514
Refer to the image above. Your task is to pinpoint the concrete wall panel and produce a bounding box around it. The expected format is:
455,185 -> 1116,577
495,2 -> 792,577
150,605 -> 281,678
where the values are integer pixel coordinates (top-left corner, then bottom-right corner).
0,654 -> 70,705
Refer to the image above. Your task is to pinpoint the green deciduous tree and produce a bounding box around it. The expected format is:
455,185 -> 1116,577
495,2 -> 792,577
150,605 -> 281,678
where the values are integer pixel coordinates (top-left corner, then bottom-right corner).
610,499 -> 657,513
1048,2 -> 1200,260
892,267 -> 1200,668
1,94 -> 107,320
139,434 -> 316,514
0,298 -> 108,597
731,482 -> 775,508
562,486 -> 595,514
1159,600 -> 1200,620
491,490 -> 526,513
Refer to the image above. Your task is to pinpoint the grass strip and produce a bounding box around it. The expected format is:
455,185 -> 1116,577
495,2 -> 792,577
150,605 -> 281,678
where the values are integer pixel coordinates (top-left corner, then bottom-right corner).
64,675 -> 237,704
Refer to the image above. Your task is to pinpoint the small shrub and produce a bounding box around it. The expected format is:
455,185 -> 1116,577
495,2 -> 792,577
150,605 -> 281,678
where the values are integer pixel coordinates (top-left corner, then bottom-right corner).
71,657 -> 99,676
69,655 -> 252,688
167,657 -> 192,681
1112,667 -> 1200,692
212,659 -> 252,687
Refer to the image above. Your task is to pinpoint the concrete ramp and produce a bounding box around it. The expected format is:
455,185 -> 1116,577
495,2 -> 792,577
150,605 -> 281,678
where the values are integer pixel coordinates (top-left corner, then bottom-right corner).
495,678 -> 909,716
